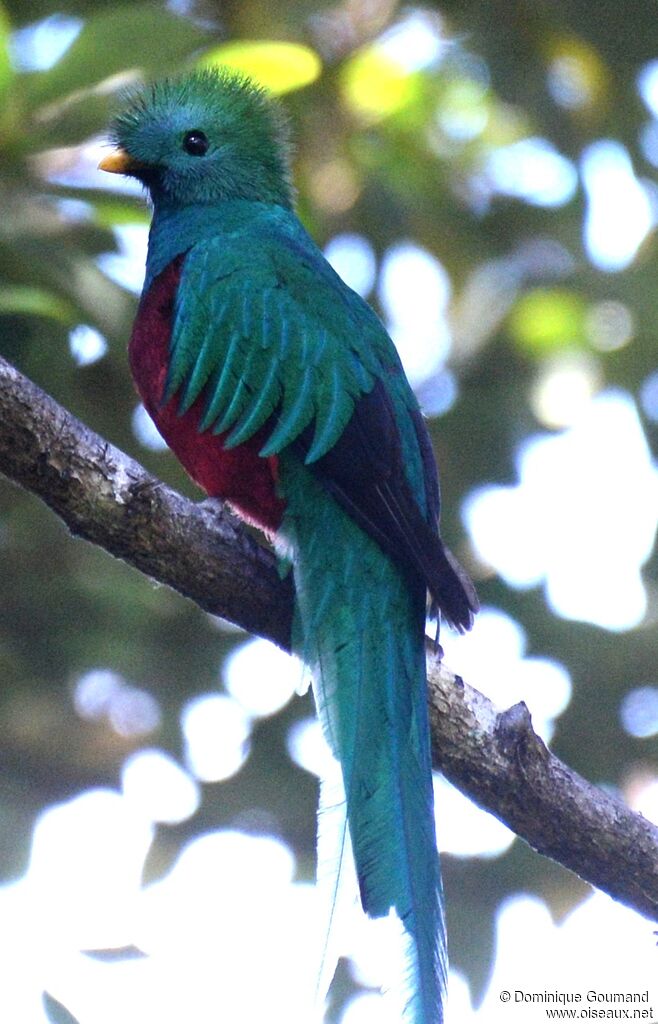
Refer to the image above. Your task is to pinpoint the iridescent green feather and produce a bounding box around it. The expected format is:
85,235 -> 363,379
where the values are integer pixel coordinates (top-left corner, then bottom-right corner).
201,332 -> 244,430
225,351 -> 282,446
167,225 -> 391,467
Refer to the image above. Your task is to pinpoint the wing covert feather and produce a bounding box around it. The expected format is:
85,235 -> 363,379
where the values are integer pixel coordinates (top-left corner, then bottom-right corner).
165,217 -> 476,626
168,229 -> 383,462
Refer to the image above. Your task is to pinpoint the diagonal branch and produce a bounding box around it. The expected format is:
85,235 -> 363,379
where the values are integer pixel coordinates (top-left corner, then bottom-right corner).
2,353 -> 658,923
428,664 -> 658,922
0,354 -> 294,648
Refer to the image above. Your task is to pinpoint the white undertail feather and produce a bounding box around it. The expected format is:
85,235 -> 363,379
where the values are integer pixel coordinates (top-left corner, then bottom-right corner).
314,766 -> 358,1014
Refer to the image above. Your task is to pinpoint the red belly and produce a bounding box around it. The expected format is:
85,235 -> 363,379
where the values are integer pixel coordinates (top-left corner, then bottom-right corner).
128,255 -> 285,534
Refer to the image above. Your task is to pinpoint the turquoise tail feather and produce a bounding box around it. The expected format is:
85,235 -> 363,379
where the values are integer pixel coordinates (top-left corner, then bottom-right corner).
281,454 -> 446,1024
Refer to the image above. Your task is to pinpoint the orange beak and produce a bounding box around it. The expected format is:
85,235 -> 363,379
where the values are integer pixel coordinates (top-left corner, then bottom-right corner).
98,149 -> 144,175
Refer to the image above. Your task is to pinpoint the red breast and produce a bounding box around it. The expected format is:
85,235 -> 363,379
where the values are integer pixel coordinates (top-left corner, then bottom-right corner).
129,255 -> 285,534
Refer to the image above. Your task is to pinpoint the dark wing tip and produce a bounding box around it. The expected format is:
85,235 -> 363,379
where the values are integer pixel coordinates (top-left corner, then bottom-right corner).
430,545 -> 479,634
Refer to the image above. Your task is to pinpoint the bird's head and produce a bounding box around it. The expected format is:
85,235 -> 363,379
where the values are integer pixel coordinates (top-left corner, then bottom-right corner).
100,68 -> 293,209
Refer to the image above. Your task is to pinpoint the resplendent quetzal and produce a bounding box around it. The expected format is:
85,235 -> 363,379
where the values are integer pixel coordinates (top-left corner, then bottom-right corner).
101,69 -> 478,1024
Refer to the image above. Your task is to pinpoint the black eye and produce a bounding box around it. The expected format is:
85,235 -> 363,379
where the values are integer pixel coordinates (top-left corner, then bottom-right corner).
182,129 -> 209,156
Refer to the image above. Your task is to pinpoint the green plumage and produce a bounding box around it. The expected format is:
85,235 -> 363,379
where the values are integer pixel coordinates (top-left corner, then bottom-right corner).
165,212 -> 420,471
106,67 -> 478,1024
282,453 -> 446,1023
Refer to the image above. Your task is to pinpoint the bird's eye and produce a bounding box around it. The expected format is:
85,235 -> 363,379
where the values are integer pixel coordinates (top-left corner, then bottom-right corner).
182,129 -> 209,156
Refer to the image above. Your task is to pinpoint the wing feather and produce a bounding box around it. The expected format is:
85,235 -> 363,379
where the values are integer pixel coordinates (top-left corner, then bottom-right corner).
199,330 -> 245,430
259,368 -> 316,455
168,228 -> 379,461
212,374 -> 253,435
166,216 -> 476,627
304,363 -> 353,464
225,354 -> 282,446
178,328 -> 222,414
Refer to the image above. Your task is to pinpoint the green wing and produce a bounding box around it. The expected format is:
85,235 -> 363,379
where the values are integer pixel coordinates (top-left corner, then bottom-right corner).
166,213 -> 476,629
166,221 -> 393,465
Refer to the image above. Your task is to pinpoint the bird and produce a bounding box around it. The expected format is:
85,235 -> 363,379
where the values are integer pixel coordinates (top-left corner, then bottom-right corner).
100,68 -> 478,1024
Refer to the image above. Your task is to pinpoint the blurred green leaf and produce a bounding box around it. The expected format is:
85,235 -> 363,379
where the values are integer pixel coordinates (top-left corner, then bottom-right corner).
0,2 -> 12,103
23,3 -> 210,108
92,197 -> 150,228
201,40 -> 322,95
0,285 -> 77,324
508,288 -> 588,355
341,44 -> 423,122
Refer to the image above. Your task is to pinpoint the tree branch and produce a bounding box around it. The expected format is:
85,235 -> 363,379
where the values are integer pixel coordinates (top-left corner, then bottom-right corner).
428,660 -> 658,921
0,355 -> 293,648
2,353 -> 658,923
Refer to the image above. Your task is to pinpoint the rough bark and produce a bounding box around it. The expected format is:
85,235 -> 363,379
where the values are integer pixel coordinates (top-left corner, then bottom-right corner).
2,353 -> 658,923
0,355 -> 293,647
428,662 -> 658,921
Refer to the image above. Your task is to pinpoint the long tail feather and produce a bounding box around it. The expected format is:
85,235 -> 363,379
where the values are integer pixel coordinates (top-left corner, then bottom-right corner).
282,456 -> 446,1024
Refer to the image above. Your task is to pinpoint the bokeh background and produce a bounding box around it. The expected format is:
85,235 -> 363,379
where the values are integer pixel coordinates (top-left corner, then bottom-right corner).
1,1 -> 658,1022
